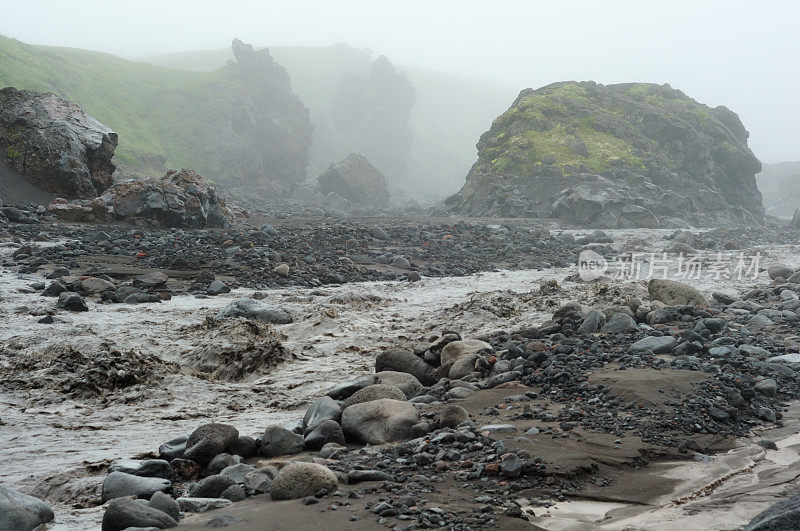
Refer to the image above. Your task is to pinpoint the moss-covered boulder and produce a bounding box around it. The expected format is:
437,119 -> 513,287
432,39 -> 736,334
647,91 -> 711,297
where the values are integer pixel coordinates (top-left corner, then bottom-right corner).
445,81 -> 764,227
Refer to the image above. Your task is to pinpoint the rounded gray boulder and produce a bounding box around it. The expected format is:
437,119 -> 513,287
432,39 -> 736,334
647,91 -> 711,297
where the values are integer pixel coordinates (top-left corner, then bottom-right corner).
341,398 -> 419,444
440,340 -> 492,367
101,496 -> 177,531
260,425 -> 304,457
269,462 -> 338,501
184,423 -> 239,465
375,348 -> 436,385
101,471 -> 171,503
341,384 -> 407,408
373,371 -> 423,398
0,486 -> 54,531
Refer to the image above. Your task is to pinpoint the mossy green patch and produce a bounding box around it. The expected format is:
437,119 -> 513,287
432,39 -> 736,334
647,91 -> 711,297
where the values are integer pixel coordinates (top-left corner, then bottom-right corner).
485,82 -> 644,175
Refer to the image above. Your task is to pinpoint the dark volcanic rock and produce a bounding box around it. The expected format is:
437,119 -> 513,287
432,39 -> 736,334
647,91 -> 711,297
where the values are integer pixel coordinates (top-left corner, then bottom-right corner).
109,169 -> 233,228
260,425 -> 304,457
101,497 -> 177,531
215,299 -> 292,324
745,492 -> 800,531
0,87 -> 117,199
226,38 -> 313,190
0,486 -> 54,531
376,348 -> 436,385
184,423 -> 239,465
318,153 -> 391,207
446,81 -> 764,228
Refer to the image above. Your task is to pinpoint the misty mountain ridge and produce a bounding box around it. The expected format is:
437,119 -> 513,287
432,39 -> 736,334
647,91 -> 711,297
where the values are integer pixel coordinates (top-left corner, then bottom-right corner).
0,34 -> 514,202
141,43 -> 517,198
757,161 -> 800,219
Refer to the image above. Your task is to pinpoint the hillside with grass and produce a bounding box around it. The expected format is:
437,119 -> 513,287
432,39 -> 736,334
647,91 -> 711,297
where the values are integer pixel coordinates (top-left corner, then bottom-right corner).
0,34 -> 232,176
0,35 -> 312,192
0,35 -> 514,198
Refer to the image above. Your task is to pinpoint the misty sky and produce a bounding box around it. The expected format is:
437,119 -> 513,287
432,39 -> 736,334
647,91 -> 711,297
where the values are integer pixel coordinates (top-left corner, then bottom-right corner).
2,0 -> 797,163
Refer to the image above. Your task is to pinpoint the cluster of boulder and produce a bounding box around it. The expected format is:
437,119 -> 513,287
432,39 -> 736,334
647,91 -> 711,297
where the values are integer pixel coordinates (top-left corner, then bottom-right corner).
0,85 -> 234,228
94,331 -> 503,528
46,169 -> 234,228
446,81 -> 765,228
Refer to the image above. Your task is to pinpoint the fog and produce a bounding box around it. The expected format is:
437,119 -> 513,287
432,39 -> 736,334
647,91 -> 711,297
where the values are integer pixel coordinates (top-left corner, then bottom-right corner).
1,0 -> 797,163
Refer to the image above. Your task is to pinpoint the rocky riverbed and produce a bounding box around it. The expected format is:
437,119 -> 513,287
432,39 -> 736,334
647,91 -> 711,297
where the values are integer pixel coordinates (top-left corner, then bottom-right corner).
2,215 -> 800,530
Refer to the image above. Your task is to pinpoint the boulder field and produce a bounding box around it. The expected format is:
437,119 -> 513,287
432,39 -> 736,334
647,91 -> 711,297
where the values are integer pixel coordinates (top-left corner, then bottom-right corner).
89,271 -> 800,528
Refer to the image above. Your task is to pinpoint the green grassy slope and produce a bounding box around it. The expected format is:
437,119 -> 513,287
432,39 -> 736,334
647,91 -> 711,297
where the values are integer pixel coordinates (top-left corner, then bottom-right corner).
0,36 -> 514,195
0,34 -> 248,177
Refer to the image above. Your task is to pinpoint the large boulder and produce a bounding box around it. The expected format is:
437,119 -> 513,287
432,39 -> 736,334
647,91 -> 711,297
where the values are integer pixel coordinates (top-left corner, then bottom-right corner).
259,425 -> 304,457
375,348 -> 436,385
47,197 -> 110,221
269,462 -> 338,500
184,423 -> 239,465
101,471 -> 171,502
101,497 -> 177,531
341,384 -> 407,408
341,398 -> 419,444
648,279 -> 709,306
215,299 -> 292,324
0,87 -> 117,199
446,81 -> 764,228
302,396 -> 342,430
0,486 -> 54,531
318,153 -> 391,207
303,420 -> 346,450
440,339 -> 492,367
373,371 -> 423,398
108,169 -> 233,228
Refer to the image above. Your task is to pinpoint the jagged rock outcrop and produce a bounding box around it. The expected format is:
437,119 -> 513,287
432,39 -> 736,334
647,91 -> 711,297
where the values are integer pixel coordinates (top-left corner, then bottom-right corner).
219,39 -> 313,191
446,81 -> 765,228
107,169 -> 233,228
318,153 -> 391,207
331,56 -> 415,180
0,87 -> 117,199
48,169 -> 233,228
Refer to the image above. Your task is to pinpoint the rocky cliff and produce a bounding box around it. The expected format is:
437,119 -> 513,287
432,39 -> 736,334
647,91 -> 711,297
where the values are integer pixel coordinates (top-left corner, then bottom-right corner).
0,87 -> 117,199
446,81 -> 765,227
221,39 -> 313,191
330,56 -> 415,181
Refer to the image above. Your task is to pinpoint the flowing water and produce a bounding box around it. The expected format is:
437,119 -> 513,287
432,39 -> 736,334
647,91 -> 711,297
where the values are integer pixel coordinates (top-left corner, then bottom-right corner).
1,229 -> 799,529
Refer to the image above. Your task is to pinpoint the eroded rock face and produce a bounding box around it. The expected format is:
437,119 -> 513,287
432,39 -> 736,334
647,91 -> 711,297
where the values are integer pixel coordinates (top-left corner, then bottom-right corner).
446,81 -> 764,228
0,87 -> 117,199
331,56 -> 415,181
318,153 -> 391,207
107,169 -> 233,228
224,39 -> 313,190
